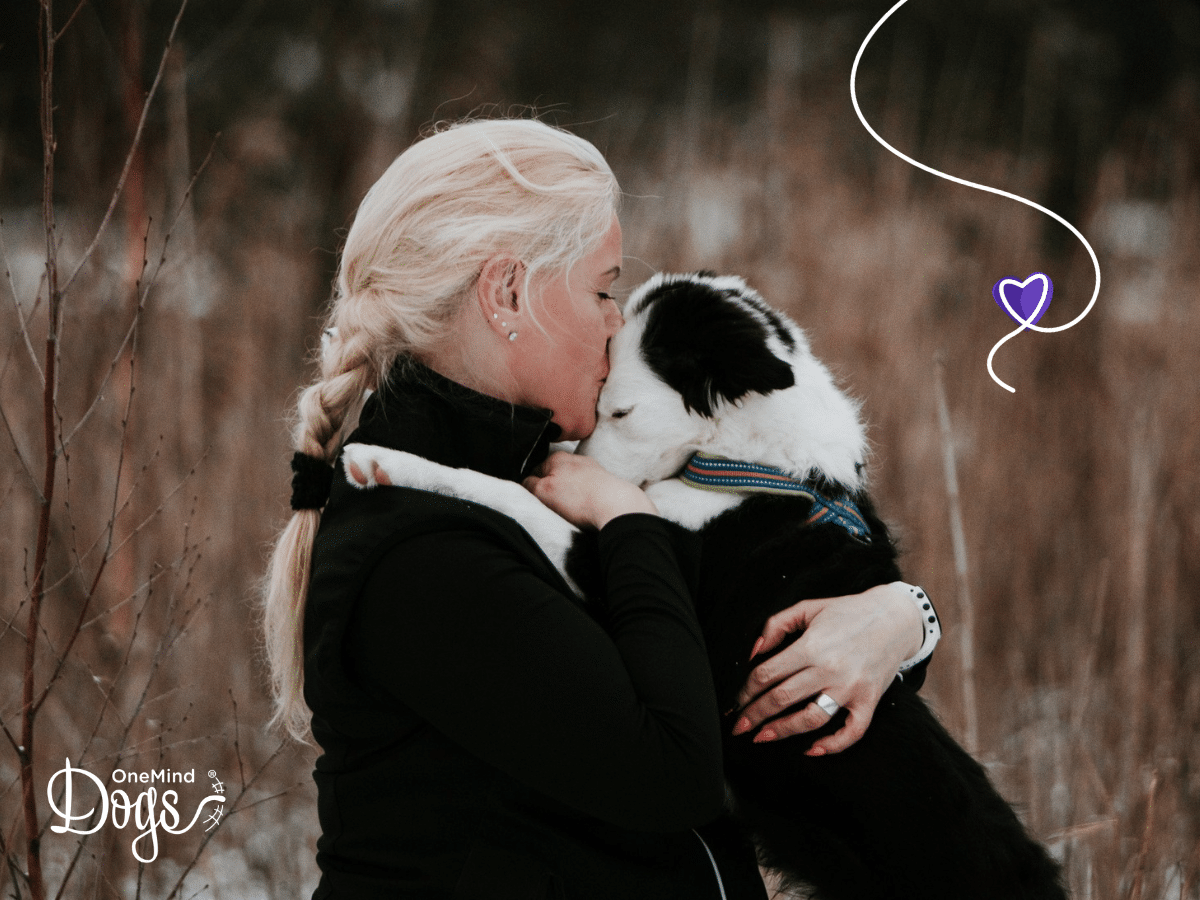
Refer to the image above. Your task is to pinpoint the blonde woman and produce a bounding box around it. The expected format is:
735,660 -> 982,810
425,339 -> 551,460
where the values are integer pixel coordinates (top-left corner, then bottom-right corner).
263,119 -> 926,899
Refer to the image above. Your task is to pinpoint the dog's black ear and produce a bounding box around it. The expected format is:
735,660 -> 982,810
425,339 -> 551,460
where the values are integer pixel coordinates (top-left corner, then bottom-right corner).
639,280 -> 795,417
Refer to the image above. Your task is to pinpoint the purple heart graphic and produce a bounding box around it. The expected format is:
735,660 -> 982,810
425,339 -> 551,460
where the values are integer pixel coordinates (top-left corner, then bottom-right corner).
992,273 -> 1053,326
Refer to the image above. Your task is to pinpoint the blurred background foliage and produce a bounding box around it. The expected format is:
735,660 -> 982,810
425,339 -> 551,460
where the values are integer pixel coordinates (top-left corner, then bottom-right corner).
2,0 -> 1199,897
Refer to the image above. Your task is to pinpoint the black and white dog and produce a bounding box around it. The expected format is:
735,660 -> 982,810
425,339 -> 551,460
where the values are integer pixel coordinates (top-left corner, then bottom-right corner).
342,273 -> 1067,900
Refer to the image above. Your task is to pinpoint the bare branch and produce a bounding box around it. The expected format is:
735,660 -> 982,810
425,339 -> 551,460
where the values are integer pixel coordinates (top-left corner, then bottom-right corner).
99,453 -> 209,574
227,784 -> 303,815
112,724 -> 217,762
77,579 -> 208,784
100,316 -> 139,558
25,0 -> 61,890
0,396 -> 41,498
38,438 -> 204,624
60,0 -> 191,301
0,217 -> 45,385
54,0 -> 90,41
0,713 -> 19,754
137,133 -> 221,306
137,684 -> 183,713
58,273 -> 142,452
0,596 -> 28,647
36,540 -> 206,714
61,134 -> 219,453
46,297 -> 151,706
163,741 -> 291,900
227,741 -> 291,809
230,691 -> 246,790
32,582 -> 189,842
78,556 -> 181,632
39,577 -> 208,874
0,824 -> 22,894
48,802 -> 102,900
46,593 -> 159,814
1128,770 -> 1160,900
41,439 -> 168,594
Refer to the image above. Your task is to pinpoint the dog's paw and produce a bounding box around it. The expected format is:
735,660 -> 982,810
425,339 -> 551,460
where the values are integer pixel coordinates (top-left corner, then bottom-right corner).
342,443 -> 393,490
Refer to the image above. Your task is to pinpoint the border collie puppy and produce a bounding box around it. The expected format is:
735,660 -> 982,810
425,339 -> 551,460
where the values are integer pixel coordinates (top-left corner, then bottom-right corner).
342,273 -> 1067,900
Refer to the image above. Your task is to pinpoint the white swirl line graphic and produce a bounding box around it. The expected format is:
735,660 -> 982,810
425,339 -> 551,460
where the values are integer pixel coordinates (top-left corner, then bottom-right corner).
849,0 -> 1101,392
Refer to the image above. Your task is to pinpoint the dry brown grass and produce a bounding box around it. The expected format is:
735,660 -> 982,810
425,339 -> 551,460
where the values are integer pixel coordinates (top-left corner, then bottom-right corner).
615,94 -> 1200,899
2,74 -> 1197,899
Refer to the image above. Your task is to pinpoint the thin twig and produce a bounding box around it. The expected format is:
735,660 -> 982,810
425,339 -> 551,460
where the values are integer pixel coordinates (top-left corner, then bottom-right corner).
40,562 -> 207,756
62,134 -> 219,453
78,552 -> 189,632
0,395 -> 41,497
138,133 -> 221,306
32,271 -> 152,711
0,713 -> 18,755
1127,769 -> 1159,900
0,217 -> 45,385
40,445 -> 206,609
57,286 -> 141,453
23,2 -> 62,894
102,452 -> 209,566
41,439 -> 168,594
230,691 -> 246,791
1044,817 -> 1118,843
227,784 -> 303,815
48,802 -> 102,900
54,0 -> 89,41
933,353 -> 978,751
60,0 -> 191,301
163,741 -> 291,900
0,596 -> 29,648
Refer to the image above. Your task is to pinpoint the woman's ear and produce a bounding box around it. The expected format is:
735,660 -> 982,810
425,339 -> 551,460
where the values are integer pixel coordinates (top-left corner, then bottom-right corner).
477,256 -> 526,332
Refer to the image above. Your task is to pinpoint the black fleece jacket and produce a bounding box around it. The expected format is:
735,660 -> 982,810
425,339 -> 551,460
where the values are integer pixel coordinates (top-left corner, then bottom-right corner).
303,361 -> 767,900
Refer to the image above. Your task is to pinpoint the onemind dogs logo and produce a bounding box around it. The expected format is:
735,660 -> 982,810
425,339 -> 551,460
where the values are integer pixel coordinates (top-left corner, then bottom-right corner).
47,759 -> 227,863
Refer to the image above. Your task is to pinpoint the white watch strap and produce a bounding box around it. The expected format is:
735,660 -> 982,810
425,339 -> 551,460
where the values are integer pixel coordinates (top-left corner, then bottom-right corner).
896,582 -> 941,673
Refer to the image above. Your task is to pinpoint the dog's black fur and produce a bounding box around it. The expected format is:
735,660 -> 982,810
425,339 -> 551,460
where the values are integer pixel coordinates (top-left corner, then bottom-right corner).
568,278 -> 1068,900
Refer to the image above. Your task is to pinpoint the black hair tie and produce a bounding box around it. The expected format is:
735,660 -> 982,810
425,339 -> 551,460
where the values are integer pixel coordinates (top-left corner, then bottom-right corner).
290,452 -> 333,510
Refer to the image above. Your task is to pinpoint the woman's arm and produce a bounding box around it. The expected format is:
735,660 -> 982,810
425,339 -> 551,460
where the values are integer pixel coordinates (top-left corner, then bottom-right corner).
523,451 -> 932,760
348,511 -> 727,833
731,583 -> 928,756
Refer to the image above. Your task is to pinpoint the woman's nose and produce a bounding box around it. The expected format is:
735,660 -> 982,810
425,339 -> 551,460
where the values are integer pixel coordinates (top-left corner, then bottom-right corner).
604,299 -> 624,334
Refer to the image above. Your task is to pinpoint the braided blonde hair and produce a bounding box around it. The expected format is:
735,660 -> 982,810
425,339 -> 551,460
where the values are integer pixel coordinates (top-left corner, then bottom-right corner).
262,119 -> 621,738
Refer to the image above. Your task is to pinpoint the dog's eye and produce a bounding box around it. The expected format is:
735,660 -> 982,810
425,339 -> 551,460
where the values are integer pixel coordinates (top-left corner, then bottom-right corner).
611,407 -> 632,419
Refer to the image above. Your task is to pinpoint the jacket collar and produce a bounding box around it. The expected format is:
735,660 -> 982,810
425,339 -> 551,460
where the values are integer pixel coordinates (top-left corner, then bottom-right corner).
345,358 -> 561,482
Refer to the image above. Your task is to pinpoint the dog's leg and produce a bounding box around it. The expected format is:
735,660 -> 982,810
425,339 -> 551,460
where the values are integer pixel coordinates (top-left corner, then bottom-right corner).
342,444 -> 581,593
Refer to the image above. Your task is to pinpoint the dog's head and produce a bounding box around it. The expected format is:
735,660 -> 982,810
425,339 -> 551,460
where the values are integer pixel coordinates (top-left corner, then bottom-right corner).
576,272 -> 866,489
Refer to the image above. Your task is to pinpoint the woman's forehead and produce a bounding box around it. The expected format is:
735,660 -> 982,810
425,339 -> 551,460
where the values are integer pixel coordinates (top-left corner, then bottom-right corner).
591,218 -> 623,275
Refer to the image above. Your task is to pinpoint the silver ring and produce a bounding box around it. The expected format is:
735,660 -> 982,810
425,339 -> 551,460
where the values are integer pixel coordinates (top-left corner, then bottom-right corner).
814,692 -> 840,717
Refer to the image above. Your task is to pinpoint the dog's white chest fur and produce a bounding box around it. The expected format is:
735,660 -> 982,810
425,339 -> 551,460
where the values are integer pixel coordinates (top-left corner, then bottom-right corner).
644,479 -> 743,531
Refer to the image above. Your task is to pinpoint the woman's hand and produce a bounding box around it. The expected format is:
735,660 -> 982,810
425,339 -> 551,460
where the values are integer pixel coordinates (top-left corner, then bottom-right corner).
731,582 -> 924,756
523,451 -> 657,530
